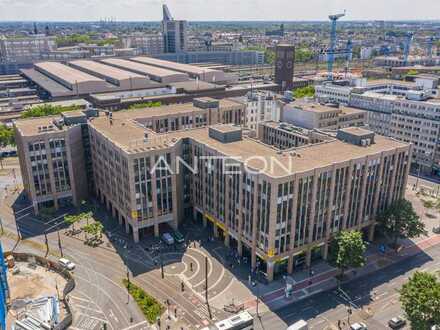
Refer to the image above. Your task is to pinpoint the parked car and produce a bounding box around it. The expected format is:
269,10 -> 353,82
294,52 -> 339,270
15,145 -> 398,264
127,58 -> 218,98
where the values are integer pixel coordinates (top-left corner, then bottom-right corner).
388,316 -> 406,329
172,231 -> 185,244
350,322 -> 367,330
58,258 -> 75,270
162,233 -> 174,245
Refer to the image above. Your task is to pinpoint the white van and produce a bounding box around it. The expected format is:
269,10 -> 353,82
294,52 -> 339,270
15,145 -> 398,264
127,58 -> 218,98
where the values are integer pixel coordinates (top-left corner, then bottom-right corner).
59,258 -> 75,270
162,233 -> 174,245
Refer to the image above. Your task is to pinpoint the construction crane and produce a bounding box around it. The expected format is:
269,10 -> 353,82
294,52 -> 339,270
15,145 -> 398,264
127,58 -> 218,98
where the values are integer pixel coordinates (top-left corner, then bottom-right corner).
344,37 -> 353,78
327,11 -> 346,80
403,32 -> 413,66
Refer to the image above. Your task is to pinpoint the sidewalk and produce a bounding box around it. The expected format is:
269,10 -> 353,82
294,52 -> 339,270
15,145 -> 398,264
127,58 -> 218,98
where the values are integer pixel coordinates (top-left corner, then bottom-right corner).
243,234 -> 440,311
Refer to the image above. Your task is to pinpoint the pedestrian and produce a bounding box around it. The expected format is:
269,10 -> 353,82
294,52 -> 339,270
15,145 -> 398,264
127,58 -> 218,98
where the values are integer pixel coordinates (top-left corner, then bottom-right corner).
337,320 -> 341,329
190,262 -> 193,271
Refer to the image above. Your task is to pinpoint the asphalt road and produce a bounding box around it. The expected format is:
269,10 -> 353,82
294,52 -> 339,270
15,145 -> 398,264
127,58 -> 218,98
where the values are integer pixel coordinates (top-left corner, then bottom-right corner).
1,198 -> 226,329
256,243 -> 440,330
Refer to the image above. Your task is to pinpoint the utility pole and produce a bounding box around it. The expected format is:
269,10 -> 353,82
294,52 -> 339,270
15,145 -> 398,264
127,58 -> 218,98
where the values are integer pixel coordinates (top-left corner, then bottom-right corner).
160,252 -> 164,279
44,232 -> 49,254
57,229 -> 63,257
205,256 -> 208,303
255,263 -> 260,317
126,266 -> 130,304
205,256 -> 212,319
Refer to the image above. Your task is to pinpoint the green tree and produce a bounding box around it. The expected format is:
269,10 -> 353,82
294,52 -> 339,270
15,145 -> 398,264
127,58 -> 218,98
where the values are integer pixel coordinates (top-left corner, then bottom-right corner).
82,222 -> 104,240
295,48 -> 314,62
128,101 -> 162,110
377,199 -> 427,248
330,230 -> 366,279
0,124 -> 15,147
264,49 -> 275,64
64,214 -> 80,232
399,271 -> 440,329
293,86 -> 315,99
21,104 -> 82,119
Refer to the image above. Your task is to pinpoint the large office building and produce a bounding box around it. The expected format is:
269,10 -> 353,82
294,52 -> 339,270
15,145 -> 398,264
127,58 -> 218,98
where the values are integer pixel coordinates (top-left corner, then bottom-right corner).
155,50 -> 265,66
232,91 -> 282,130
121,33 -> 164,56
162,4 -> 187,53
0,35 -> 56,62
316,80 -> 440,176
15,99 -> 411,280
282,99 -> 366,130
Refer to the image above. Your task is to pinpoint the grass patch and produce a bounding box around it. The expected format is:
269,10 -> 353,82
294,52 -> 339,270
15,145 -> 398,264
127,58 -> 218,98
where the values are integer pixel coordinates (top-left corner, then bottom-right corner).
122,279 -> 164,323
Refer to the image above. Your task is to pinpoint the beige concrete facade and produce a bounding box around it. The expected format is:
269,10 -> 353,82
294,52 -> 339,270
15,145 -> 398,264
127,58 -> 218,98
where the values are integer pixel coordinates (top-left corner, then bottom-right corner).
15,100 -> 411,281
282,99 -> 366,130
15,116 -> 88,213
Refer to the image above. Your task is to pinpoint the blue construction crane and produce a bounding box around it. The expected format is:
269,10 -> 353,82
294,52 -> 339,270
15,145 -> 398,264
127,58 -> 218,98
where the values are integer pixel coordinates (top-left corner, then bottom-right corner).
327,11 -> 346,80
344,37 -> 353,78
403,32 -> 413,66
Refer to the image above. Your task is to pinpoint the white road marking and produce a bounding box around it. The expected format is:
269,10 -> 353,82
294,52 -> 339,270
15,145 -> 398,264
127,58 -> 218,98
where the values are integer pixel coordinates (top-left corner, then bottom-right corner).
109,308 -> 119,323
69,295 -> 92,303
121,321 -> 149,330
72,303 -> 105,314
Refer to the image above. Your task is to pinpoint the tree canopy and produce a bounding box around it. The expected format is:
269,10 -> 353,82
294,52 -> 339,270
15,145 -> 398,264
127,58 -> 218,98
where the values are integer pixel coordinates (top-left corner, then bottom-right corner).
400,271 -> 440,329
377,199 -> 427,247
21,104 -> 82,119
128,101 -> 162,110
293,86 -> 315,99
295,48 -> 314,62
0,124 -> 15,147
330,230 -> 367,277
55,33 -> 119,47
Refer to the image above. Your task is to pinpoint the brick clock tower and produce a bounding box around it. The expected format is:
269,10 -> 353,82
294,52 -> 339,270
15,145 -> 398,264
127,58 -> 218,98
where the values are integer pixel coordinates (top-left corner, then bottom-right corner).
274,44 -> 295,91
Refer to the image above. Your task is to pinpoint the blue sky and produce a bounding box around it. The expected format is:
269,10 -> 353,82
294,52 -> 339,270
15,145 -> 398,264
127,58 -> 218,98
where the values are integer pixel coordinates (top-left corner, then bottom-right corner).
0,0 -> 439,21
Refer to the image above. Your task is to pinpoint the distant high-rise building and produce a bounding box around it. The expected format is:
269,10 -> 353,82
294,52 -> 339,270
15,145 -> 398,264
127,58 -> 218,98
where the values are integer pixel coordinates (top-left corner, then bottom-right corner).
274,44 -> 295,91
162,4 -> 187,53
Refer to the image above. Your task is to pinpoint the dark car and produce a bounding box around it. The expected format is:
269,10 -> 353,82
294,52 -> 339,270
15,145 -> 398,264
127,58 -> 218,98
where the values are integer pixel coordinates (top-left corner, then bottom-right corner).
388,316 -> 406,329
172,230 -> 185,244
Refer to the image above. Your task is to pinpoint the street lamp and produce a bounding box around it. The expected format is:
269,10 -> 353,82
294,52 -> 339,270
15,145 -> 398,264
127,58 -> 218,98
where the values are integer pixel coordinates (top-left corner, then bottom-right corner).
57,229 -> 63,257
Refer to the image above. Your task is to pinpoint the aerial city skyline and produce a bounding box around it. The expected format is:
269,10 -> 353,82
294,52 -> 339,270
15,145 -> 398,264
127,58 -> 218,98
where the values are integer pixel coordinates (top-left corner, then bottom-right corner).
1,2 -> 440,330
1,0 -> 440,21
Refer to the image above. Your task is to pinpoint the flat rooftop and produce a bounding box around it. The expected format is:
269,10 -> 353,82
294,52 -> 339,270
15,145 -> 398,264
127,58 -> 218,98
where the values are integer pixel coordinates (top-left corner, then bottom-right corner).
90,112 -> 408,177
339,126 -> 373,137
100,58 -> 188,79
69,60 -> 146,81
131,56 -> 219,75
26,99 -> 90,110
35,61 -> 106,85
170,80 -> 224,93
107,102 -> 210,120
15,116 -> 66,136
340,106 -> 365,115
289,100 -> 341,113
262,121 -> 311,135
365,79 -> 416,88
20,68 -> 74,98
